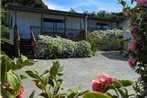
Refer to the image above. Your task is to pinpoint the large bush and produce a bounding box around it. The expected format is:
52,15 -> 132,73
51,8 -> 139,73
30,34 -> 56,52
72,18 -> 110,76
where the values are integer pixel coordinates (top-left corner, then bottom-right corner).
74,41 -> 92,57
35,35 -> 92,58
90,29 -> 122,51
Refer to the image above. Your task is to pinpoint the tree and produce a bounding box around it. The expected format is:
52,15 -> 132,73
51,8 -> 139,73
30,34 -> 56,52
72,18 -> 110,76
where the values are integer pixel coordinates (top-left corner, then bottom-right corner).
69,8 -> 76,13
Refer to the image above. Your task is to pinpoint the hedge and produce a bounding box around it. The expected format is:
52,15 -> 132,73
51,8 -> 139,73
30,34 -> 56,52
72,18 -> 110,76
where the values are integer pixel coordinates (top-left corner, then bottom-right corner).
35,35 -> 92,59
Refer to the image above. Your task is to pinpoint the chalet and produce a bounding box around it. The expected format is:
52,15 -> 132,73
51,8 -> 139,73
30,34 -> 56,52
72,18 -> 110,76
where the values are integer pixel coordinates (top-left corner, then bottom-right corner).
6,4 -> 122,58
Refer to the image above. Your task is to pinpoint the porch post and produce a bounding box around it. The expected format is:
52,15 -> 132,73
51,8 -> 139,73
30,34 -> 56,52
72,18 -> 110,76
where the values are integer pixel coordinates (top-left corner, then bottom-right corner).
84,15 -> 88,40
64,16 -> 67,37
41,14 -> 43,34
111,21 -> 113,29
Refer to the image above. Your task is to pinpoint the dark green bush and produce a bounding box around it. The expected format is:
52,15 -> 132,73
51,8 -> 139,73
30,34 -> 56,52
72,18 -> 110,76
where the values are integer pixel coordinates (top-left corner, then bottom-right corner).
36,35 -> 92,58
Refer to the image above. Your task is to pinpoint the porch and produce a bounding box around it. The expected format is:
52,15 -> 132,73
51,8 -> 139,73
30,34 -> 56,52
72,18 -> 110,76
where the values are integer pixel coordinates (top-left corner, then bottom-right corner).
30,26 -> 86,41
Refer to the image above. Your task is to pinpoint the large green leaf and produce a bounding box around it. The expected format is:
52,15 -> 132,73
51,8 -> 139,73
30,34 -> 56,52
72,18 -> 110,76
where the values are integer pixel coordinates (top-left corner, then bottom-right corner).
83,92 -> 111,98
41,73 -> 49,85
1,38 -> 13,45
118,80 -> 134,87
50,64 -> 58,78
26,70 -> 40,79
6,70 -> 22,91
112,81 -> 122,89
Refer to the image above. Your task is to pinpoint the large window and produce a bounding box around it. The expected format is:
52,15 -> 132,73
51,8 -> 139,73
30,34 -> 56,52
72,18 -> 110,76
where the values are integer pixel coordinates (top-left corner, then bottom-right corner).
43,18 -> 65,36
96,23 -> 110,30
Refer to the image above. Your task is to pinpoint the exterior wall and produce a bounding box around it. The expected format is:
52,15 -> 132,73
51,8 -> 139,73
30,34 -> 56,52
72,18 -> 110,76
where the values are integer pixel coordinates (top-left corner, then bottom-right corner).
16,11 -> 41,39
8,10 -> 15,40
43,14 -> 64,20
88,19 -> 117,30
122,20 -> 132,40
66,17 -> 85,38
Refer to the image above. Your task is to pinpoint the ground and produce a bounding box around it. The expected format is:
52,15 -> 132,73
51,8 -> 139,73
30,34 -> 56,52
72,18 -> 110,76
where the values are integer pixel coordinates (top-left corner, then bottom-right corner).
17,51 -> 138,98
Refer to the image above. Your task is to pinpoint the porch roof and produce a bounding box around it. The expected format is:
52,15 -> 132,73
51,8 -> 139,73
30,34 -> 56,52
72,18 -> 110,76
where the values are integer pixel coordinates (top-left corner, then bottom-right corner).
7,4 -> 122,22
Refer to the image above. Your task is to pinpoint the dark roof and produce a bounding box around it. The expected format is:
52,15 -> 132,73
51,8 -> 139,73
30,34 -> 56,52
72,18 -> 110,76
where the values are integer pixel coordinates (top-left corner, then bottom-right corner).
7,4 -> 121,22
6,4 -> 86,18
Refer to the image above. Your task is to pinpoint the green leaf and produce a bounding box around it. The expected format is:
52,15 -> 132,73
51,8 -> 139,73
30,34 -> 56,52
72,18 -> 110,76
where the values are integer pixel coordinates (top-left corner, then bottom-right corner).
29,90 -> 35,98
6,70 -> 22,91
20,75 -> 27,79
32,80 -> 46,90
50,64 -> 58,78
41,73 -> 49,85
83,92 -> 111,98
1,38 -> 13,45
48,78 -> 54,87
26,70 -> 40,79
112,81 -> 122,89
118,80 -> 134,87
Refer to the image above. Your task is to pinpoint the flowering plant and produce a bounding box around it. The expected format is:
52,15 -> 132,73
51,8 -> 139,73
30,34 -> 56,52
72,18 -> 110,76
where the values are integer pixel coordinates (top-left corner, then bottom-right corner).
119,0 -> 147,97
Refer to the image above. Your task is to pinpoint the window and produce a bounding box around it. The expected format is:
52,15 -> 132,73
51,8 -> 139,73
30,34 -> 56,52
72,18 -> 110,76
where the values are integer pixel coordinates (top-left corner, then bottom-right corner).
42,18 -> 65,36
96,23 -> 109,30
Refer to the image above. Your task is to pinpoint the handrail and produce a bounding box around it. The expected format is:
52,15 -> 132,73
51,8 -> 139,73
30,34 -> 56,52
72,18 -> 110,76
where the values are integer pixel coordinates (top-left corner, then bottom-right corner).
15,30 -> 20,57
31,30 -> 36,57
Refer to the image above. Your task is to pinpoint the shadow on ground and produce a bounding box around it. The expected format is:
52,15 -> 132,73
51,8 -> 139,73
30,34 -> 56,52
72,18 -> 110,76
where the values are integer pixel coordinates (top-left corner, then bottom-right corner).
101,51 -> 128,61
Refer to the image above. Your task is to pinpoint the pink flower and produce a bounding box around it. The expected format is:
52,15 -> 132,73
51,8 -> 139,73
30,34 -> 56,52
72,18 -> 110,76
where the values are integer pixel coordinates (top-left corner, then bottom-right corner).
137,0 -> 147,6
91,80 -> 102,92
2,82 -> 11,91
128,40 -> 143,51
128,40 -> 138,51
128,57 -> 136,69
108,77 -> 117,84
98,74 -> 109,83
130,26 -> 138,36
16,85 -> 25,98
138,77 -> 142,81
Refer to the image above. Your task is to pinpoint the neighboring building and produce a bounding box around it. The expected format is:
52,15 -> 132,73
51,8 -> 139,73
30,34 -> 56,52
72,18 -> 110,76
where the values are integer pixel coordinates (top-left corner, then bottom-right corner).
6,4 -> 121,41
5,4 -> 122,58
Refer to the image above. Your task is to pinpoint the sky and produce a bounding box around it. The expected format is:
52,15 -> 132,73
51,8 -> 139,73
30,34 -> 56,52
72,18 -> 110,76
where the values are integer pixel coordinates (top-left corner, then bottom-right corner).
43,0 -> 136,13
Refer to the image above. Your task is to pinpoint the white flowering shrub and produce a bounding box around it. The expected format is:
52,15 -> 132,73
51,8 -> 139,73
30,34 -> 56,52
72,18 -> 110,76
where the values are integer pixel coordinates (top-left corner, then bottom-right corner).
90,29 -> 122,51
36,35 -> 92,58
74,41 -> 92,57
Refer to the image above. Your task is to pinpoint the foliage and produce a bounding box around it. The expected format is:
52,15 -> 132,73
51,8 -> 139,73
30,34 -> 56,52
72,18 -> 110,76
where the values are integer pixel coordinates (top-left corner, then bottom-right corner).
119,0 -> 147,97
1,0 -> 48,9
86,32 -> 98,55
74,41 -> 92,57
90,29 -> 122,51
36,35 -> 92,58
26,61 -> 88,98
83,92 -> 111,98
1,38 -> 34,98
69,8 -> 77,13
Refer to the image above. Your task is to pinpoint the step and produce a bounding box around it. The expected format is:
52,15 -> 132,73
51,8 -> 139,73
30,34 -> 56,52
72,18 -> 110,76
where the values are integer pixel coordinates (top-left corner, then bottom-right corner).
20,46 -> 33,49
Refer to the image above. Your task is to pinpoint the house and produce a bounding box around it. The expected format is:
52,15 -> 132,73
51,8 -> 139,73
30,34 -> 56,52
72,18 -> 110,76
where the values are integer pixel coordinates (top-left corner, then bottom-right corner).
6,4 -> 121,58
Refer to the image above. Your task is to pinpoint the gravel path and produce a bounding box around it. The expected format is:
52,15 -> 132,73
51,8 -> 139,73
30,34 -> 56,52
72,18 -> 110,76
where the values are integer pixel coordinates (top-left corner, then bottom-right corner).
17,51 -> 138,98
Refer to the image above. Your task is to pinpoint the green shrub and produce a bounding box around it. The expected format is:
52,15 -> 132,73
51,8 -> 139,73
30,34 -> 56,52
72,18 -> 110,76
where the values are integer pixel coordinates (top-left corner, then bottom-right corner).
74,41 -> 92,57
90,29 -> 122,51
36,35 -> 92,58
86,32 -> 98,55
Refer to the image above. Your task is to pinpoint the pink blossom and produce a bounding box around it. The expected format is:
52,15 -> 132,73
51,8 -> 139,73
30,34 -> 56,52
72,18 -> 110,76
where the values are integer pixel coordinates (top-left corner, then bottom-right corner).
91,80 -> 102,92
130,26 -> 138,36
2,82 -> 11,91
108,77 -> 117,84
16,85 -> 25,98
137,0 -> 147,6
98,74 -> 109,83
128,40 -> 138,51
128,57 -> 136,69
138,77 -> 142,81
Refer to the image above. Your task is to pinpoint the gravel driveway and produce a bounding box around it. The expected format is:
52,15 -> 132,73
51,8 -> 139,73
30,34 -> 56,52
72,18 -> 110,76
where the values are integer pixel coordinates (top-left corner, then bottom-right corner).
17,51 -> 138,98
